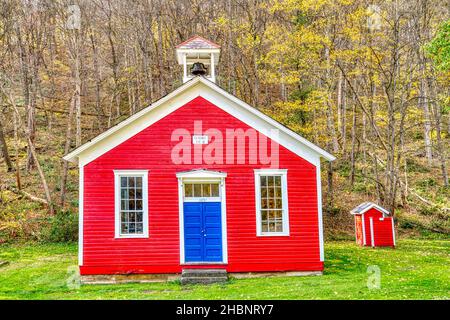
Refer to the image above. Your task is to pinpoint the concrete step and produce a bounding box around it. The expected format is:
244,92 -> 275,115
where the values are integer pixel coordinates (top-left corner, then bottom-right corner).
181,269 -> 228,285
182,269 -> 227,278
180,276 -> 228,285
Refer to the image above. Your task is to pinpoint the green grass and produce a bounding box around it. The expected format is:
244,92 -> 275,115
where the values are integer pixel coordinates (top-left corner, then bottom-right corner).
0,239 -> 448,299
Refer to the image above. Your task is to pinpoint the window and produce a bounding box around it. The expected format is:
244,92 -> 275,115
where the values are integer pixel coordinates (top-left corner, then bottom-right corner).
184,183 -> 220,198
114,170 -> 148,238
254,169 -> 289,236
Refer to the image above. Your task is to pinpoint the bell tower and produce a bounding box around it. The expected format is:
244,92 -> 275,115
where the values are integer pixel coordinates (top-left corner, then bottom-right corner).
175,36 -> 221,83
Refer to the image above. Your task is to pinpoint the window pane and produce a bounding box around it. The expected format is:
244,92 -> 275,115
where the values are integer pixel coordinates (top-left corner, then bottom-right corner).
121,223 -> 128,234
261,198 -> 268,209
268,198 -> 275,209
203,184 -> 211,197
211,184 -> 219,197
129,212 -> 136,222
274,176 -> 281,186
275,222 -> 283,232
129,223 -> 136,233
269,222 -> 276,232
262,221 -> 269,232
261,210 -> 268,221
135,200 -> 143,210
184,184 -> 193,197
121,177 -> 127,187
268,186 -> 275,198
261,187 -> 267,198
260,176 -> 267,187
276,198 -> 282,209
129,188 -> 135,199
121,189 -> 128,200
194,184 -> 201,197
136,223 -> 143,233
268,176 -> 274,186
275,187 -> 282,198
128,177 -> 135,188
136,212 -> 143,223
121,200 -> 128,210
136,188 -> 142,200
136,177 -> 142,188
129,200 -> 135,210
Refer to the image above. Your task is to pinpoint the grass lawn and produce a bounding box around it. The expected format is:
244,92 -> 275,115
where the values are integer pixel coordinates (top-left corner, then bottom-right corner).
0,239 -> 448,299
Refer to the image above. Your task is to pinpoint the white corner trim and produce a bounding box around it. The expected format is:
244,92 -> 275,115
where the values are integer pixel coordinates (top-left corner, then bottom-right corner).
178,178 -> 185,264
78,164 -> 84,266
114,170 -> 149,239
391,217 -> 396,246
254,169 -> 290,237
369,217 -> 375,247
178,174 -> 228,264
64,76 -> 335,166
362,214 -> 367,246
316,163 -> 324,261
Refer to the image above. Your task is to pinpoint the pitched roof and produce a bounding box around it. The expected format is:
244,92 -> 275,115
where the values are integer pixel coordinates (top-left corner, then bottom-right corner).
63,76 -> 335,165
350,202 -> 390,215
175,35 -> 221,49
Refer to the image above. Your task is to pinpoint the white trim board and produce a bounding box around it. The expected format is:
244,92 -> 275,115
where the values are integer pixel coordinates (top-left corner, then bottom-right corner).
63,77 -> 335,166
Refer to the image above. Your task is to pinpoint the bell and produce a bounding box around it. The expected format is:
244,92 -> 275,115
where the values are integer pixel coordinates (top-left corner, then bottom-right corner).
191,62 -> 207,76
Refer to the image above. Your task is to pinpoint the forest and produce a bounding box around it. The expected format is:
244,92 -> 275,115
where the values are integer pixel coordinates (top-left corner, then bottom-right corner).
0,0 -> 448,242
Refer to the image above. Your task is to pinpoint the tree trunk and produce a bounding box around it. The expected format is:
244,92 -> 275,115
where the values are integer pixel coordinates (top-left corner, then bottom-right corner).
60,94 -> 76,207
0,114 -> 13,172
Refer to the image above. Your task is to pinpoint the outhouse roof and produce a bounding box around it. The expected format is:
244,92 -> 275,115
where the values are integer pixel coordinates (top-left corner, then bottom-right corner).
350,202 -> 390,215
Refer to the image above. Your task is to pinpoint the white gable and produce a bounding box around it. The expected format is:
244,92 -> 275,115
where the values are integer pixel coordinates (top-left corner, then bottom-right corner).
63,77 -> 335,166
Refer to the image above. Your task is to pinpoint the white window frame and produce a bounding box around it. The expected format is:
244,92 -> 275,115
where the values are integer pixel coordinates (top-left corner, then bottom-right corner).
114,170 -> 149,238
254,169 -> 290,236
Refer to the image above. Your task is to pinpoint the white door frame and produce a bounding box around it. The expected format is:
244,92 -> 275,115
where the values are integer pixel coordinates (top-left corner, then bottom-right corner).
176,170 -> 228,264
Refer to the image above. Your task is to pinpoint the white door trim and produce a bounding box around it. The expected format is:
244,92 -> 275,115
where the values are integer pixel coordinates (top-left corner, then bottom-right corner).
177,171 -> 228,264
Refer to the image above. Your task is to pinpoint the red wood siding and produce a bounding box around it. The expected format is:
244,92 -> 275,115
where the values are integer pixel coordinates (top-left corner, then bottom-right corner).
355,215 -> 363,246
81,96 -> 322,275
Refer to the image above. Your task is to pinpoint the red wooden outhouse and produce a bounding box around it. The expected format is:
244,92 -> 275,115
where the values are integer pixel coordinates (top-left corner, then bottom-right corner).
351,202 -> 396,247
63,36 -> 336,278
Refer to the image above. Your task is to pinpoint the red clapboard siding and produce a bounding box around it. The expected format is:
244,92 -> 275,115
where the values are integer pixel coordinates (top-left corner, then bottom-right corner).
355,215 -> 364,245
81,96 -> 322,274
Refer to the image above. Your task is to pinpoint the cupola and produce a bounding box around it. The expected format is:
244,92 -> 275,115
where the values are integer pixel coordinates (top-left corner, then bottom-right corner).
175,36 -> 220,83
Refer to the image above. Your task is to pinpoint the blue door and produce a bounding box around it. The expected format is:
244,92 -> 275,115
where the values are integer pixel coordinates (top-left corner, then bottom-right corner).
184,202 -> 223,262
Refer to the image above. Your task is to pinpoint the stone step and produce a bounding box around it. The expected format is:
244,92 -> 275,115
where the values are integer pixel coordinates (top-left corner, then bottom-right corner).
182,269 -> 227,278
180,276 -> 228,285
